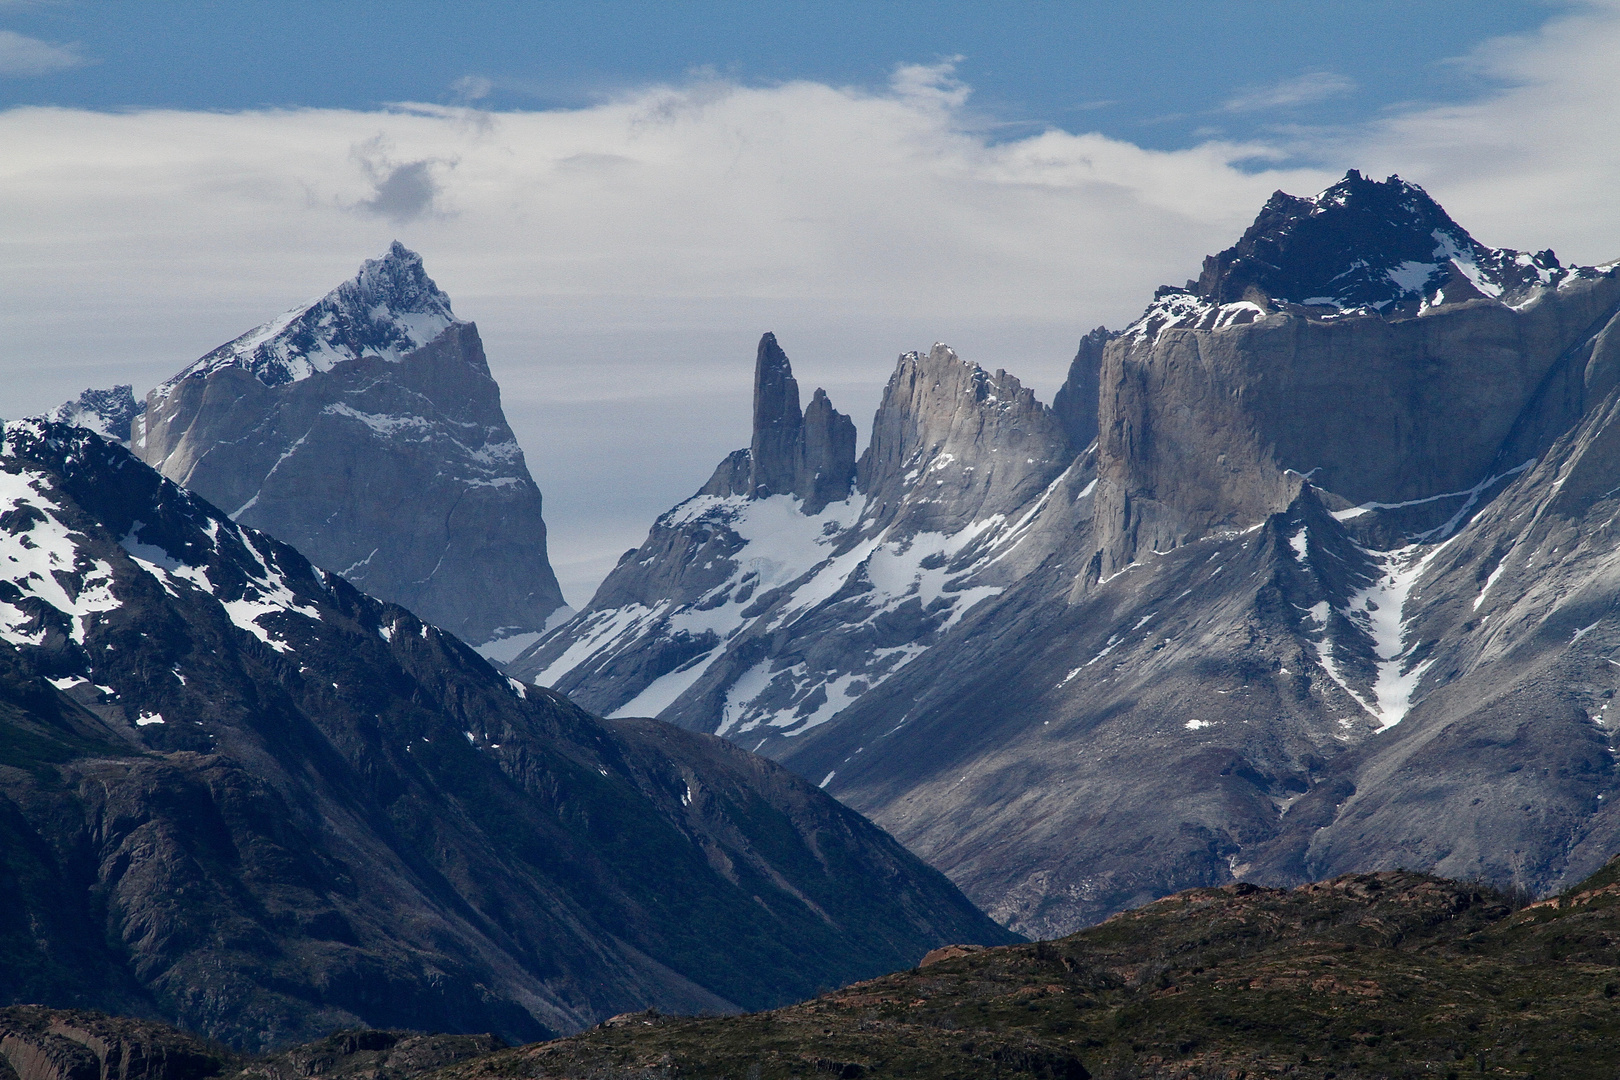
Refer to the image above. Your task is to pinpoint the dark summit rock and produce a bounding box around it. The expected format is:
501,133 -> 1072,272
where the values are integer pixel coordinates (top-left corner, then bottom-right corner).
1196,169 -> 1569,312
0,418 -> 1013,1051
132,244 -> 565,650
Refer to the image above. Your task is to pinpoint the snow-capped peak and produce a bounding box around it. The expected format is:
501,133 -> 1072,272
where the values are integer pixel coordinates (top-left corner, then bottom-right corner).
157,241 -> 461,394
1123,170 -> 1590,344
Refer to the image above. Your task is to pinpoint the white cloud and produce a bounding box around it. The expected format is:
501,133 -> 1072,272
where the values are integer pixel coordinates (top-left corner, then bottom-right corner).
1341,0 -> 1620,265
1223,71 -> 1355,112
0,28 -> 83,75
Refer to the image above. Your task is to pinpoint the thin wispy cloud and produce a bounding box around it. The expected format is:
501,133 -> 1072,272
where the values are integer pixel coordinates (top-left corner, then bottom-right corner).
450,75 -> 493,103
0,28 -> 84,76
1223,71 -> 1356,112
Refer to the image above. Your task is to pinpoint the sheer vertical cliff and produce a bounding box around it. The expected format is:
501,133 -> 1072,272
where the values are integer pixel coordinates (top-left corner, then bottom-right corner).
131,244 -> 565,651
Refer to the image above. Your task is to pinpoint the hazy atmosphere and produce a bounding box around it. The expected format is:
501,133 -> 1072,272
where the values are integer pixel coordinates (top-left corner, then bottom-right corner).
5,0 -> 1620,603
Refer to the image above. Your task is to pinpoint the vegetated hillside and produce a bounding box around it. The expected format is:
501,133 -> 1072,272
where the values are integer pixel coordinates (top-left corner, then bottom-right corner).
0,418 -> 1012,1051
426,859 -> 1620,1079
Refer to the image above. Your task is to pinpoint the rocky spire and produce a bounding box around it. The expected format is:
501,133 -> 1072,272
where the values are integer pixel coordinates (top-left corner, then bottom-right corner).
748,332 -> 804,498
702,333 -> 856,513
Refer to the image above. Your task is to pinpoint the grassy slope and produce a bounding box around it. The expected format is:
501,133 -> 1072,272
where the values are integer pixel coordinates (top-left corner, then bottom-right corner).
426,863 -> 1620,1079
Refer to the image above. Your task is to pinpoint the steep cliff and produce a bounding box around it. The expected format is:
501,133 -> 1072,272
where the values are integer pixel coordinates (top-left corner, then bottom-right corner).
130,243 -> 565,651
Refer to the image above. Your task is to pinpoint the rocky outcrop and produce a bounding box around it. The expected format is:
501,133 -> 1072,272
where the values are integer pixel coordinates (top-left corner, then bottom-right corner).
1050,326 -> 1111,453
0,419 -> 1012,1050
858,344 -> 1072,536
132,244 -> 564,649
701,333 -> 856,513
513,338 -> 1085,756
0,1007 -> 232,1080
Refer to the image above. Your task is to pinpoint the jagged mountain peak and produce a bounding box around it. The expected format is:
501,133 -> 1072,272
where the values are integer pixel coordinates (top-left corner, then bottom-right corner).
1126,170 -> 1585,347
48,384 -> 144,443
161,241 -> 460,393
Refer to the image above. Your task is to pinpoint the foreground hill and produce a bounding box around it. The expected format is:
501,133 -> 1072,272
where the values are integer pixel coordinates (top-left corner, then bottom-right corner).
430,860 -> 1620,1079
9,861 -> 1617,1080
0,419 -> 1011,1050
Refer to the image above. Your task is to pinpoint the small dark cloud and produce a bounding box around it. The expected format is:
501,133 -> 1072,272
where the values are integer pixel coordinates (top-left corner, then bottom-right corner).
352,138 -> 448,224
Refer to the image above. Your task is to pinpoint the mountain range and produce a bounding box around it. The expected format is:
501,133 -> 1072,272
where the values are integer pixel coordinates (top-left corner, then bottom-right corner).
25,167 -> 1620,1046
520,170 -> 1620,937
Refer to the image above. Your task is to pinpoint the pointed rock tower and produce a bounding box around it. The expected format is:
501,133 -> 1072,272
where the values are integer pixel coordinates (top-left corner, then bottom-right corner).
702,333 -> 857,513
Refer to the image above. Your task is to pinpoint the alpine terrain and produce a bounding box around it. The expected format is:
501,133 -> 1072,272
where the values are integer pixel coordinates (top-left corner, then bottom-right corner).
0,418 -> 1013,1051
58,243 -> 567,654
522,171 -> 1620,939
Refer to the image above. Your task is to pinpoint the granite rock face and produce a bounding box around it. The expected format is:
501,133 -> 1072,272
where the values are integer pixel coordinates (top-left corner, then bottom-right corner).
526,173 -> 1620,940
699,333 -> 857,514
510,336 -> 1085,757
1050,325 -> 1111,453
0,420 -> 1012,1050
131,244 -> 564,650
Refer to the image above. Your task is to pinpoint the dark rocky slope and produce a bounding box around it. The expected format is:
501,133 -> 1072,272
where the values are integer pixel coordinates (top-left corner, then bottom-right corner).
0,419 -> 1012,1051
428,861 -> 1620,1080
128,243 -> 565,653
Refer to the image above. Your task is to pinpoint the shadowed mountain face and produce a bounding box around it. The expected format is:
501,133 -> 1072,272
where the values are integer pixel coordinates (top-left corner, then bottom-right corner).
0,419 -> 1013,1052
526,173 -> 1620,938
120,243 -> 564,652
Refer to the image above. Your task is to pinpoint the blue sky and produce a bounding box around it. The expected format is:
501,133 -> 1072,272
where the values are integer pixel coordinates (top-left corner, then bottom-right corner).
0,1 -> 1563,153
3,1 -> 1616,603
